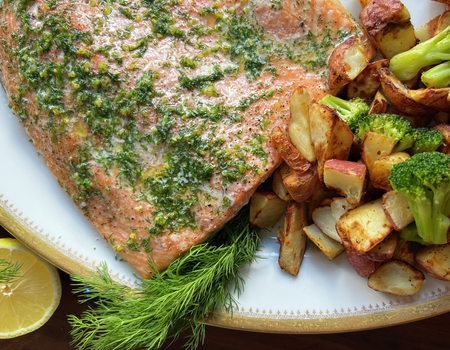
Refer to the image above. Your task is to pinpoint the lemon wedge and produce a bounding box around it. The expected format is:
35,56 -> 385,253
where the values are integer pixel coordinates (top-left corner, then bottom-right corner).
0,238 -> 61,339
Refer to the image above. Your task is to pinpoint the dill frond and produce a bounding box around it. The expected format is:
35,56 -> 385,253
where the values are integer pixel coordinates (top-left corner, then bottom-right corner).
68,207 -> 261,350
0,259 -> 22,284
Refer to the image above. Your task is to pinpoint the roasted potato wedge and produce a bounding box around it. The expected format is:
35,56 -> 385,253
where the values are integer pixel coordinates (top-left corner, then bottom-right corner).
346,249 -> 381,277
271,126 -> 311,176
337,198 -> 394,254
361,131 -> 395,180
416,244 -> 450,281
312,205 -> 342,243
409,88 -> 450,112
279,162 -> 322,203
435,10 -> 450,36
330,197 -> 355,221
289,87 -> 316,162
415,14 -> 440,42
359,0 -> 416,59
249,189 -> 287,228
323,159 -> 366,205
309,103 -> 354,181
382,190 -> 415,231
372,152 -> 410,191
328,36 -> 369,90
366,232 -> 399,262
369,90 -> 388,115
368,260 -> 425,296
303,224 -> 344,261
278,201 -> 307,276
347,60 -> 389,101
272,167 -> 293,202
379,68 -> 437,116
393,238 -> 415,266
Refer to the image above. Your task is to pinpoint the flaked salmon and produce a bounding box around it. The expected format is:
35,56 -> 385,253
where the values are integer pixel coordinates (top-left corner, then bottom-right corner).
0,0 -> 374,277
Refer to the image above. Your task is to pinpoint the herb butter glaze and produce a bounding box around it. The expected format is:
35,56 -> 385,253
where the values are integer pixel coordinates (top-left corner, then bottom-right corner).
0,0 -> 374,277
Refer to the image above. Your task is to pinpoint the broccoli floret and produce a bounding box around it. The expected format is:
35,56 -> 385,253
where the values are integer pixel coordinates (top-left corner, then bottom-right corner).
421,61 -> 450,87
407,128 -> 444,155
355,114 -> 415,152
319,95 -> 369,132
389,152 -> 450,245
399,222 -> 431,246
390,24 -> 450,81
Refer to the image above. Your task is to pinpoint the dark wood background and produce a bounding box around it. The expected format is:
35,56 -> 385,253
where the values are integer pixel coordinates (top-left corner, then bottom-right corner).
2,224 -> 450,350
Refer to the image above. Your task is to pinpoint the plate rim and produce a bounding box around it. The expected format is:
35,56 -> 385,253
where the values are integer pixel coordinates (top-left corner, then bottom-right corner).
2,199 -> 450,333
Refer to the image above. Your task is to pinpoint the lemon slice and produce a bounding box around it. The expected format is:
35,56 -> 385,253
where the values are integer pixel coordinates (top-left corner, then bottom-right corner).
0,238 -> 61,339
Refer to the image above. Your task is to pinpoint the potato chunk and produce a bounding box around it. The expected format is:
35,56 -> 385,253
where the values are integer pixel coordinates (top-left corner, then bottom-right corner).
393,239 -> 415,266
279,163 -> 322,203
416,244 -> 450,281
345,249 -> 381,277
330,197 -> 356,221
361,131 -> 395,180
312,206 -> 342,243
249,190 -> 287,228
303,224 -> 344,261
409,88 -> 450,112
366,232 -> 399,262
347,60 -> 389,101
278,202 -> 307,276
359,0 -> 416,59
368,260 -> 425,296
272,167 -> 293,202
289,87 -> 316,162
328,36 -> 369,89
323,160 -> 366,205
309,103 -> 354,181
369,90 -> 389,115
415,14 -> 440,42
379,68 -> 437,116
271,126 -> 311,176
382,190 -> 414,231
336,198 -> 394,254
372,152 -> 410,191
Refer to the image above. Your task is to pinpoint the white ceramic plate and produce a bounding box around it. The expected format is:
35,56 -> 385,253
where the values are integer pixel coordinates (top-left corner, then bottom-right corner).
1,0 -> 450,333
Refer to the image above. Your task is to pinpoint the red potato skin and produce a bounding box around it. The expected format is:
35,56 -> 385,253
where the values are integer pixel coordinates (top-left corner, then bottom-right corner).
347,59 -> 389,101
393,239 -> 415,266
360,0 -> 408,30
416,244 -> 450,281
324,159 -> 366,178
345,249 -> 381,277
328,36 -> 365,89
368,260 -> 425,296
271,126 -> 311,176
365,232 -> 399,262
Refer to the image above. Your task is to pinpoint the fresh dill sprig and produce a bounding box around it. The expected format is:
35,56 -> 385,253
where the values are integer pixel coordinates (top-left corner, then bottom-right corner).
68,207 -> 261,350
0,259 -> 22,284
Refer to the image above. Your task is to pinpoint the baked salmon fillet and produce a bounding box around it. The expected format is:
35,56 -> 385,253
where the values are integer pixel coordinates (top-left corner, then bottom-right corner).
0,0 -> 374,277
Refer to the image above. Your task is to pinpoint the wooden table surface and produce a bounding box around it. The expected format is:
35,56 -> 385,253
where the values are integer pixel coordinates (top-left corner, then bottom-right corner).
2,225 -> 450,350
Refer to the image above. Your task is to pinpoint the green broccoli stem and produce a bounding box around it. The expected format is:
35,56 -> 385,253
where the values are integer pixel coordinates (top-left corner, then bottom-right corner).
399,223 -> 430,245
390,24 -> 450,81
319,95 -> 351,119
407,187 -> 450,245
421,61 -> 450,87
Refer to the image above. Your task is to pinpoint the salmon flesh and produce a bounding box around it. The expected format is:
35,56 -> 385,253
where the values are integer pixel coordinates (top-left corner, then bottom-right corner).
0,0 -> 373,277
